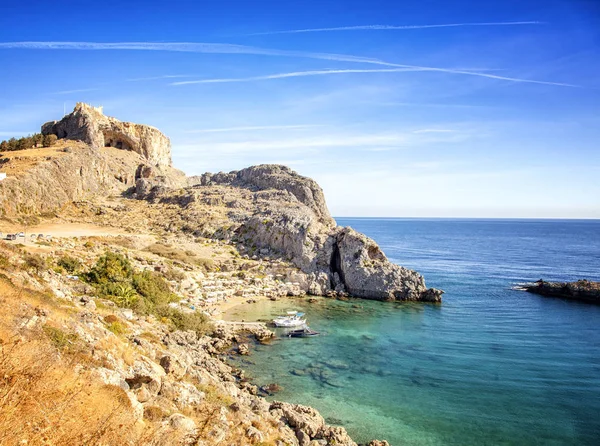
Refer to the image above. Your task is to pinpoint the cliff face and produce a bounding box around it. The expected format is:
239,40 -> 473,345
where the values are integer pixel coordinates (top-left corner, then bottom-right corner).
0,143 -> 134,216
144,164 -> 443,302
42,103 -> 172,168
0,144 -> 185,217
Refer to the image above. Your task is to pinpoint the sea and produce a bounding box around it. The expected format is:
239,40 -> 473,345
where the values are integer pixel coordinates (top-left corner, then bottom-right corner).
225,218 -> 600,445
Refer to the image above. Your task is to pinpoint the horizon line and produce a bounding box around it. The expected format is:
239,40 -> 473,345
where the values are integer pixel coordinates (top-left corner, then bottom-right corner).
333,216 -> 600,221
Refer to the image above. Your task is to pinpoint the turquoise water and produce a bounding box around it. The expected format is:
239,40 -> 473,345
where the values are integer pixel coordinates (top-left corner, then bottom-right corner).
226,219 -> 600,445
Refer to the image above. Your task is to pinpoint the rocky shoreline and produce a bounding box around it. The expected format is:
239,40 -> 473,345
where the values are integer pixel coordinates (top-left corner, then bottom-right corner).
523,279 -> 600,304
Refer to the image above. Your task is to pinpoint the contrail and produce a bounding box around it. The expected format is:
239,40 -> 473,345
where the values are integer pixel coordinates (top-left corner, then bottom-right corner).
0,41 -> 578,88
172,67 -> 578,89
247,21 -> 544,36
51,88 -> 98,95
185,124 -> 323,133
171,68 -> 422,85
126,74 -> 193,81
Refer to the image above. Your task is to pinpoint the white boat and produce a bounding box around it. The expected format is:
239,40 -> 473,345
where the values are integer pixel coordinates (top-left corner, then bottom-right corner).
273,311 -> 307,328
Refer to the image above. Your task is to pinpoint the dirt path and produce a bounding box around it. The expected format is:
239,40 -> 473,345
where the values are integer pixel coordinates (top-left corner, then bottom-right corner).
0,222 -> 155,249
25,223 -> 134,238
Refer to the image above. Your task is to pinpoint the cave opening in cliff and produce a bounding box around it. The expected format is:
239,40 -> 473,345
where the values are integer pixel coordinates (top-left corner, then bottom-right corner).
103,132 -> 133,152
329,240 -> 346,290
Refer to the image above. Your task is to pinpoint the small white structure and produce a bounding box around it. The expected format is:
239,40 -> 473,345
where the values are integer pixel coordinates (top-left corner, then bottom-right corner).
0,173 -> 6,181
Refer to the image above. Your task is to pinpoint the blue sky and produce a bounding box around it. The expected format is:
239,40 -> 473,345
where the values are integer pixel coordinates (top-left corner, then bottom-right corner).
1,0 -> 599,218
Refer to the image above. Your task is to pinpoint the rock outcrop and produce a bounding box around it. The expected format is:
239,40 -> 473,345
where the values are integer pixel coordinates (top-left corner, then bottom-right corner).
42,103 -> 172,168
195,165 -> 335,226
334,227 -> 441,301
523,279 -> 600,304
166,165 -> 442,302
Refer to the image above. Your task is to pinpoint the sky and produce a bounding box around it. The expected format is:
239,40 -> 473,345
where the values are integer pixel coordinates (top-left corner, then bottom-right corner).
0,0 -> 599,218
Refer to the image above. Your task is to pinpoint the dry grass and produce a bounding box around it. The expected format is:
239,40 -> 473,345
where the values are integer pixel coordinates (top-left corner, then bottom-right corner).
0,271 -> 142,446
0,141 -> 78,178
0,337 -> 140,446
95,335 -> 137,367
145,243 -> 215,271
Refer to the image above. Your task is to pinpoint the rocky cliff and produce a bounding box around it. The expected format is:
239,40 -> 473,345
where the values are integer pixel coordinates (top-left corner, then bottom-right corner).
3,104 -> 442,302
144,164 -> 443,302
0,104 -> 186,218
42,103 -> 172,168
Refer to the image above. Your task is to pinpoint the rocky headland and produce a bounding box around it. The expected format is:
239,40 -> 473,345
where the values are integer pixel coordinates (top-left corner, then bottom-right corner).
523,279 -> 600,304
7,102 -> 443,304
0,103 -> 440,445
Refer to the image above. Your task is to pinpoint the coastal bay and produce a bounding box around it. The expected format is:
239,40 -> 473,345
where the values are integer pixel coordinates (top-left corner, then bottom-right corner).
226,218 -> 600,445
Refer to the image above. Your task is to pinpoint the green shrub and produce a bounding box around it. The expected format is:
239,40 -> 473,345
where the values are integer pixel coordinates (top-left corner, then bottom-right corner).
43,325 -> 80,351
106,320 -> 128,336
42,134 -> 58,147
57,255 -> 82,274
156,306 -> 212,336
85,251 -> 211,335
0,254 -> 11,269
86,252 -> 133,285
162,267 -> 185,282
24,253 -> 46,273
104,283 -> 139,307
0,133 -> 45,151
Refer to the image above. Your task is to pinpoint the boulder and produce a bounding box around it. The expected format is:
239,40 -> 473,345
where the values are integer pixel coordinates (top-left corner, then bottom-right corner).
126,356 -> 166,395
270,401 -> 325,438
238,343 -> 250,355
319,425 -> 357,446
367,441 -> 390,446
160,355 -> 187,378
168,413 -> 197,432
246,426 -> 264,444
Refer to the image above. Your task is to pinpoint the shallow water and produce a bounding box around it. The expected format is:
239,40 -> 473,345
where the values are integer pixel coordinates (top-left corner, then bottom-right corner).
226,219 -> 600,445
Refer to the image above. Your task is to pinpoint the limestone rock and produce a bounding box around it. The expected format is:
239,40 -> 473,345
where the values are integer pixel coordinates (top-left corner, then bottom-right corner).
42,103 -> 172,167
193,164 -> 443,302
367,440 -> 390,446
126,355 -> 166,395
334,227 -> 443,302
523,279 -> 600,304
159,381 -> 204,409
160,354 -> 187,378
319,425 -> 357,446
238,343 -> 250,355
270,401 -> 325,438
246,426 -> 264,444
168,413 -> 197,432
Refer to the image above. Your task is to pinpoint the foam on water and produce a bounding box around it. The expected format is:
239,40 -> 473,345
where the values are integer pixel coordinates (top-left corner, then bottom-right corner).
226,219 -> 600,445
